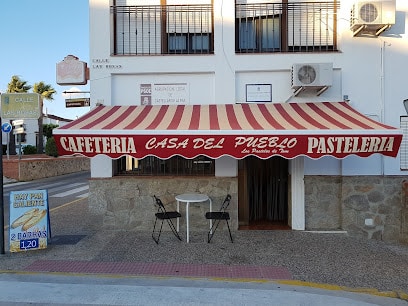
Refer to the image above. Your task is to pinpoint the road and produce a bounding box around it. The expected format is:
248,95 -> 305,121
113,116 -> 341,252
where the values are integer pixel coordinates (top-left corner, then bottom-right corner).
1,272 -> 406,306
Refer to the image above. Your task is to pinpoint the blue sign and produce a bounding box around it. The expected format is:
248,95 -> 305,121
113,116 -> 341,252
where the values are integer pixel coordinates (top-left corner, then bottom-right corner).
1,122 -> 12,133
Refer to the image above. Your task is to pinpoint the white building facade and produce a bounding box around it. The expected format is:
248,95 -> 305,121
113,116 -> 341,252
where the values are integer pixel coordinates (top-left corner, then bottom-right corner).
55,0 -> 408,244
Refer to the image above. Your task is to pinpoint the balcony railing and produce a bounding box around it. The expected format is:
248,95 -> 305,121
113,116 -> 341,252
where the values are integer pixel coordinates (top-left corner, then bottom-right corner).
236,1 -> 339,53
111,4 -> 214,55
111,1 -> 339,56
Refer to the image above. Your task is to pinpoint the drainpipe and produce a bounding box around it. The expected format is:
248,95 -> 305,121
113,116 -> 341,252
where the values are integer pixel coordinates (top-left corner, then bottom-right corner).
379,40 -> 389,176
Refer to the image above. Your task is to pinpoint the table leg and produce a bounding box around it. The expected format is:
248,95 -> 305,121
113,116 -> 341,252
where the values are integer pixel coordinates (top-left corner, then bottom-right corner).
186,202 -> 190,243
209,198 -> 213,234
176,200 -> 180,232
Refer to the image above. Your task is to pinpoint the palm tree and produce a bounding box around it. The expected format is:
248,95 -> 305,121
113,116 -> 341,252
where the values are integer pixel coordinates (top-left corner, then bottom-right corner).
6,76 -> 32,155
7,75 -> 32,93
33,82 -> 56,154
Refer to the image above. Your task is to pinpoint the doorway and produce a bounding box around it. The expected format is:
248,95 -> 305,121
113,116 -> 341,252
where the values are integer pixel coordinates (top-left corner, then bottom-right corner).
238,156 -> 290,230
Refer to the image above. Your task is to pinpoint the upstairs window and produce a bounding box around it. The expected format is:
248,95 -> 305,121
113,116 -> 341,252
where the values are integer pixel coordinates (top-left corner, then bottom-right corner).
238,15 -> 281,52
236,1 -> 339,53
168,33 -> 211,54
112,2 -> 213,55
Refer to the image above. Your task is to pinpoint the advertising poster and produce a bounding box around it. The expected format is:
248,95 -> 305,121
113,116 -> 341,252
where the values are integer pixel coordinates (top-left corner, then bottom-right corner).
140,83 -> 189,105
9,190 -> 49,252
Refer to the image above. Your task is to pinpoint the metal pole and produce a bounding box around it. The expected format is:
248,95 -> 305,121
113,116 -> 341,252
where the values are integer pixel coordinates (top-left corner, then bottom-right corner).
18,134 -> 21,160
6,133 -> 9,160
0,116 -> 5,254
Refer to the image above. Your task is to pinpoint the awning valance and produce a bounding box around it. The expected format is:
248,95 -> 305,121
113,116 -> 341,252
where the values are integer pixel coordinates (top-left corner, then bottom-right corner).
53,102 -> 402,159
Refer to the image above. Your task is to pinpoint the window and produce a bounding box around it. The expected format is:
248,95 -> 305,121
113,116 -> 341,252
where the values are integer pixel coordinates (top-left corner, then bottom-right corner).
168,33 -> 211,54
116,155 -> 215,176
238,16 -> 280,52
236,1 -> 338,53
112,3 -> 213,55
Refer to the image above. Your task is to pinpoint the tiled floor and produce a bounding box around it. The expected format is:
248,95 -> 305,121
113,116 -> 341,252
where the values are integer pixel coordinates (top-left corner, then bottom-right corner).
25,260 -> 292,280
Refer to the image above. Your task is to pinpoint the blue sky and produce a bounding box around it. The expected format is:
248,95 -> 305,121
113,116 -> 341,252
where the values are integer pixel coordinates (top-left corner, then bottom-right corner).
0,0 -> 90,120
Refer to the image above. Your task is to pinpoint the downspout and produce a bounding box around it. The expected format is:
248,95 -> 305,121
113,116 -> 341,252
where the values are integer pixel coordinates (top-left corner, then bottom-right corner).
379,40 -> 389,175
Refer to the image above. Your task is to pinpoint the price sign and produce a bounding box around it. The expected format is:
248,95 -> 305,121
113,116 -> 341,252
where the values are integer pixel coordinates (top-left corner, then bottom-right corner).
20,238 -> 39,250
9,190 -> 50,252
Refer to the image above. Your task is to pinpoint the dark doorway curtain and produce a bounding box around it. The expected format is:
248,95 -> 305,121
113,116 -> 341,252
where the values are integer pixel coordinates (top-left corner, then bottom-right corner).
247,156 -> 288,223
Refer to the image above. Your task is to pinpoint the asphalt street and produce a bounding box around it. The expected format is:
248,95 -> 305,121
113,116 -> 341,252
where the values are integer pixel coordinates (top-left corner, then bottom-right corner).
0,272 -> 406,306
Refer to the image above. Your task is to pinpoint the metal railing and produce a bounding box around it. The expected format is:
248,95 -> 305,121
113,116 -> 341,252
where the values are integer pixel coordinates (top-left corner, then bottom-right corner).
236,1 -> 339,53
111,1 -> 339,56
111,4 -> 213,55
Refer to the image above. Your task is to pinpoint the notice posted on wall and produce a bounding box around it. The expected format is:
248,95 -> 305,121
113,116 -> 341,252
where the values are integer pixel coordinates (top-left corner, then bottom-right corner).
9,190 -> 49,252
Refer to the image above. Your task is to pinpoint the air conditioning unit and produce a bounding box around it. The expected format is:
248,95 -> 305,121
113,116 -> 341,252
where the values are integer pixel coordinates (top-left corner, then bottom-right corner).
350,0 -> 396,35
291,63 -> 333,89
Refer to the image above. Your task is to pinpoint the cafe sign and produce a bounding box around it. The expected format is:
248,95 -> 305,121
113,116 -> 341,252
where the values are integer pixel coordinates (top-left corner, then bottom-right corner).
53,134 -> 399,160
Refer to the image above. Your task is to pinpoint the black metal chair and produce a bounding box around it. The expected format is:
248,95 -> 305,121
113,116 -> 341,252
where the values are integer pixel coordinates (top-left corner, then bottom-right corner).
205,194 -> 233,243
152,195 -> 182,244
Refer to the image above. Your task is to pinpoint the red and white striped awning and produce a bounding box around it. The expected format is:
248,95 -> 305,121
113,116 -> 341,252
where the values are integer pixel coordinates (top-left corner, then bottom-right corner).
53,102 -> 402,159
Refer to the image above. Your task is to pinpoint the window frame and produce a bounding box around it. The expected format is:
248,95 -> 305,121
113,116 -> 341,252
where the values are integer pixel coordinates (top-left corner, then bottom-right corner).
115,155 -> 215,176
237,14 -> 281,53
167,33 -> 212,54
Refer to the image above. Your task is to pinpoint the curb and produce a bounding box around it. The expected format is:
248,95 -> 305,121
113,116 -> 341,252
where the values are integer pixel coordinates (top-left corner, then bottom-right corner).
276,280 -> 408,301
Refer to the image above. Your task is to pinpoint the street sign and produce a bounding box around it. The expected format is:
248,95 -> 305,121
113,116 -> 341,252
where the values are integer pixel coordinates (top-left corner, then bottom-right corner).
1,122 -> 12,133
12,120 -> 25,135
12,120 -> 24,126
1,93 -> 41,119
13,127 -> 25,134
65,98 -> 90,108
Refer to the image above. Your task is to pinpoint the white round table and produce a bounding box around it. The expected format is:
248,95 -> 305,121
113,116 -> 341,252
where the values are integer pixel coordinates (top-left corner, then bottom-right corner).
175,193 -> 212,243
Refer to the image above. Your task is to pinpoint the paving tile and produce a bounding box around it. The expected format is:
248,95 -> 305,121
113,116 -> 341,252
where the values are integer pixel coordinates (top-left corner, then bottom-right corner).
24,260 -> 292,280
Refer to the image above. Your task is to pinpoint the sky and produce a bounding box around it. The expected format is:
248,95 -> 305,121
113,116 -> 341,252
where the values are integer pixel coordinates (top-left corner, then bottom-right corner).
0,0 -> 90,120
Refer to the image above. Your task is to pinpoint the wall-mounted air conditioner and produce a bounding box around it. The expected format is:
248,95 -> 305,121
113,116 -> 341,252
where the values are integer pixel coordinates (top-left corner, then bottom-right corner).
291,63 -> 333,89
350,0 -> 396,36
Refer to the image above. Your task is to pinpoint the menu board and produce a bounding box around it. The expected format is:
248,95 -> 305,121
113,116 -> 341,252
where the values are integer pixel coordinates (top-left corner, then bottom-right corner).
9,190 -> 49,252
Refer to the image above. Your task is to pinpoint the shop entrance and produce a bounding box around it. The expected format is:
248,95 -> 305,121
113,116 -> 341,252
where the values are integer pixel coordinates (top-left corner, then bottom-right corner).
238,156 -> 290,230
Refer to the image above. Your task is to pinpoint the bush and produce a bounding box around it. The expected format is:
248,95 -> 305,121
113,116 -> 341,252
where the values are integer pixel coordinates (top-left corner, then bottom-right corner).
45,137 -> 58,157
22,145 -> 37,155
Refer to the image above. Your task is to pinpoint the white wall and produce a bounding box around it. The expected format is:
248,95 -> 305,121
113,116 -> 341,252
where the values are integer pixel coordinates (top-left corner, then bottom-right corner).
111,74 -> 215,106
89,0 -> 408,177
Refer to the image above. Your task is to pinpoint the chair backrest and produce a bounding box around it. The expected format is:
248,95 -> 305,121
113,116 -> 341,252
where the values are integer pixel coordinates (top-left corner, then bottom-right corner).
153,195 -> 165,211
219,194 -> 232,212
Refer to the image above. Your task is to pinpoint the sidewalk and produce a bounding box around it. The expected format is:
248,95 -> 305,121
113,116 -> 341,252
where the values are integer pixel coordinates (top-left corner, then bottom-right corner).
1,196 -> 408,304
2,176 -> 17,184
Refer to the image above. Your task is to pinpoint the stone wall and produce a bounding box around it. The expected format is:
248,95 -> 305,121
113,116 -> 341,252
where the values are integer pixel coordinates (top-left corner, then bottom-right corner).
88,174 -> 408,245
305,175 -> 408,245
3,155 -> 90,181
89,176 -> 238,234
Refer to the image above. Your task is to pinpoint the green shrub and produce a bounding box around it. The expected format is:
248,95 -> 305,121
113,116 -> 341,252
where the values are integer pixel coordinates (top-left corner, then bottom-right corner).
45,137 -> 58,157
22,145 -> 37,155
